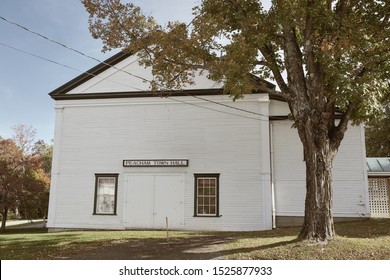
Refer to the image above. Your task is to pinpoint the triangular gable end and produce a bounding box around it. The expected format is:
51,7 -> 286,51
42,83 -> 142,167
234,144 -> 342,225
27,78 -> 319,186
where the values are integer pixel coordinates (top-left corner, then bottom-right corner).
49,51 -> 226,100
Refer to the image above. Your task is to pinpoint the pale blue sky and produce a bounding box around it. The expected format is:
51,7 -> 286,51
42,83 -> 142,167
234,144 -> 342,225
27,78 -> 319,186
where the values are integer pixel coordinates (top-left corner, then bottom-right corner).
0,0 -> 270,143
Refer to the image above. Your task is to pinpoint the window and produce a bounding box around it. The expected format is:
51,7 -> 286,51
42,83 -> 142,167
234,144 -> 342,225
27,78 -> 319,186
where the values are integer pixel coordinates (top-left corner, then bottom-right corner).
194,174 -> 219,217
93,174 -> 118,215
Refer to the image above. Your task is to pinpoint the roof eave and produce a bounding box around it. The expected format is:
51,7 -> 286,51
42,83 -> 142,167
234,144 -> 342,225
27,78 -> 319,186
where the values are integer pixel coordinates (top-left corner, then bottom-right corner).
48,50 -> 277,100
367,172 -> 390,177
48,51 -> 132,98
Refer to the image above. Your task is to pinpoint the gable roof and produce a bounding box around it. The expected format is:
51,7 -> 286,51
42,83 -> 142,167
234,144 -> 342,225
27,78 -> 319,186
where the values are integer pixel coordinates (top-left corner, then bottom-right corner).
49,51 -> 132,99
49,51 -> 276,100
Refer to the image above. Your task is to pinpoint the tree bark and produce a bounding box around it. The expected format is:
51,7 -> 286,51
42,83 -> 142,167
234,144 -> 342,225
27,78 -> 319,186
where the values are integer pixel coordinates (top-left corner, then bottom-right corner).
1,206 -> 8,233
299,147 -> 335,241
297,116 -> 337,241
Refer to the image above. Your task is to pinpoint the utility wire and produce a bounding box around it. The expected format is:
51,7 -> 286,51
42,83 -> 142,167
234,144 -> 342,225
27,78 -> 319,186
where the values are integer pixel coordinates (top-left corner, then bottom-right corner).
0,16 -> 105,66
0,41 -> 83,75
0,40 -> 267,121
0,15 -> 177,96
0,41 -> 143,92
0,15 -> 275,119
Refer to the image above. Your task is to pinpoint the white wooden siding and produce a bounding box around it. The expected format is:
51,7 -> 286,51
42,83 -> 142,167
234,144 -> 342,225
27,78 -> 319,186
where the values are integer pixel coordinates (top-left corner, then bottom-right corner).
269,100 -> 291,116
48,80 -> 370,231
68,55 -> 223,94
271,120 -> 369,218
48,94 -> 272,231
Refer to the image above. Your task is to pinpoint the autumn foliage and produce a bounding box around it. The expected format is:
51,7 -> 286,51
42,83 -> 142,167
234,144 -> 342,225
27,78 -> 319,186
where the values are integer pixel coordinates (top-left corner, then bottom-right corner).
0,125 -> 51,233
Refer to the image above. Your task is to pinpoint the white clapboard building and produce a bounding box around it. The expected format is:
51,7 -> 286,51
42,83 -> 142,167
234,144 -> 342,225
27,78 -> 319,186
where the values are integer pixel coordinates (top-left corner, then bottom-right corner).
47,52 -> 370,231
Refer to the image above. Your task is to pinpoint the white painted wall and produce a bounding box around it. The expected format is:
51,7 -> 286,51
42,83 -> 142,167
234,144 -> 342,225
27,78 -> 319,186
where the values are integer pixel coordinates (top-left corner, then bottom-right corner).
48,65 -> 369,231
47,94 -> 272,231
271,120 -> 370,218
68,55 -> 223,94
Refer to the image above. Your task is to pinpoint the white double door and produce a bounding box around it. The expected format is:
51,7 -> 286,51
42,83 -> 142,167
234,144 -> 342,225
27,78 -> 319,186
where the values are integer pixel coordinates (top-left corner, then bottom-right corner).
124,173 -> 185,229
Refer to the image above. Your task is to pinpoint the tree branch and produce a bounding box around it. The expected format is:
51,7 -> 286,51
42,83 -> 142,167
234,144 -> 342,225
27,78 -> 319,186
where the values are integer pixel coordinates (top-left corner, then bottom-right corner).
335,0 -> 355,17
304,0 -> 316,79
329,102 -> 355,150
282,24 -> 307,97
303,2 -> 324,105
259,44 -> 290,96
227,0 -> 249,18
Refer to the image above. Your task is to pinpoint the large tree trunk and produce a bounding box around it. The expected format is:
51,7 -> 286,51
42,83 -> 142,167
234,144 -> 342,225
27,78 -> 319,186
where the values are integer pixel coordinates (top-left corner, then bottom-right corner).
299,143 -> 336,241
1,206 -> 8,233
297,117 -> 338,242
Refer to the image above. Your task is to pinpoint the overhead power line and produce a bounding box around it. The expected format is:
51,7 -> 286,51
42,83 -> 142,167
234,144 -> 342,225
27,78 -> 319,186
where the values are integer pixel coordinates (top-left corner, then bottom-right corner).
0,41 -> 81,73
0,41 -> 142,92
0,15 -> 283,120
0,40 -> 267,121
0,15 -> 184,93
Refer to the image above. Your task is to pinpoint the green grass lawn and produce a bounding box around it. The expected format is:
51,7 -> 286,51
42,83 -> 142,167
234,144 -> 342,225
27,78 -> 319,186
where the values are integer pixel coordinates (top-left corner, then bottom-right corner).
222,222 -> 390,260
0,228 -> 192,259
1,219 -> 389,260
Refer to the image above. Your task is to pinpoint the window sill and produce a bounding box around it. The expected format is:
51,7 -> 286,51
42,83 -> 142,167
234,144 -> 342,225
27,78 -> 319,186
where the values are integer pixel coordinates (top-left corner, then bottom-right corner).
193,215 -> 221,218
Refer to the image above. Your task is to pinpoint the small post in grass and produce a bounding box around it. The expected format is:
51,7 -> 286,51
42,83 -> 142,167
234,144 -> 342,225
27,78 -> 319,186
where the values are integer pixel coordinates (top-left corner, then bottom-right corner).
166,217 -> 169,244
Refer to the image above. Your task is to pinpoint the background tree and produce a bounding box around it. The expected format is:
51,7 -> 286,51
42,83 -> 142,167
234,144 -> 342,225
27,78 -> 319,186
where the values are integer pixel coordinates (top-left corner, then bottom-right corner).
30,140 -> 52,220
0,138 -> 23,231
365,104 -> 390,157
33,140 -> 53,176
82,0 -> 390,241
0,125 -> 51,233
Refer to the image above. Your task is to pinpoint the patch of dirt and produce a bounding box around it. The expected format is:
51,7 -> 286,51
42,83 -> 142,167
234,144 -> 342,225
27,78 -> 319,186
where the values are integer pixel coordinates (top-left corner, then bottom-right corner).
64,235 -> 236,260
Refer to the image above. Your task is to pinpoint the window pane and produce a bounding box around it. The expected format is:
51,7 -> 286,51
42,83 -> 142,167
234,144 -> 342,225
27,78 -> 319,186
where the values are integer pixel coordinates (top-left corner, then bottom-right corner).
195,175 -> 218,216
96,194 -> 114,214
95,176 -> 116,214
97,178 -> 115,195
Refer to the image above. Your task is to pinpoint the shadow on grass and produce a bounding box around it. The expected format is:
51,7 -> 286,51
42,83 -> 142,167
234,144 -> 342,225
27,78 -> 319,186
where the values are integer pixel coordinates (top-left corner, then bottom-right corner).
70,234 -> 300,260
1,218 -> 389,260
1,228 -> 48,235
0,227 -> 300,260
